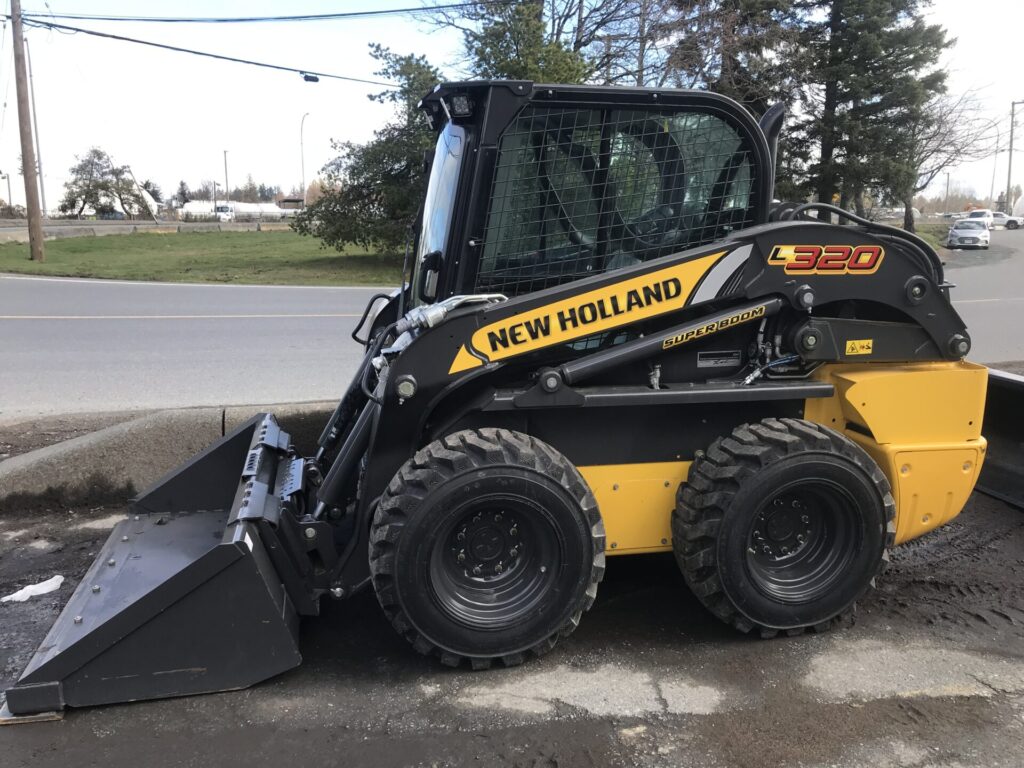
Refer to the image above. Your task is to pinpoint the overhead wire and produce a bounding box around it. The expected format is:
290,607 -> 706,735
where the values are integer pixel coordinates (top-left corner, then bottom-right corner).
19,2 -> 505,24
11,16 -> 400,87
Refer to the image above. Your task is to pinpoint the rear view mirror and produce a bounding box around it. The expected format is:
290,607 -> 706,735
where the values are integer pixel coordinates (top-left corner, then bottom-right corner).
418,250 -> 442,302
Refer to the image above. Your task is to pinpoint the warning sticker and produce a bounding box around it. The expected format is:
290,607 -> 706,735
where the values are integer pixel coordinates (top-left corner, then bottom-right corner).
845,339 -> 873,355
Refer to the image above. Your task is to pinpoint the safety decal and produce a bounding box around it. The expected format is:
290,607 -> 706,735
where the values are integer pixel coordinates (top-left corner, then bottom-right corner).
767,245 -> 884,274
845,339 -> 874,355
449,251 -> 726,374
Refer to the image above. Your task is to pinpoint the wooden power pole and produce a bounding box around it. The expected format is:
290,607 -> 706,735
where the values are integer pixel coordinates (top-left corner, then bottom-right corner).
11,0 -> 45,262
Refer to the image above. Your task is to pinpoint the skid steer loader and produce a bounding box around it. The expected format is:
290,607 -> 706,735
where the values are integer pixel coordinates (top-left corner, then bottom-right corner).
4,81 -> 1002,717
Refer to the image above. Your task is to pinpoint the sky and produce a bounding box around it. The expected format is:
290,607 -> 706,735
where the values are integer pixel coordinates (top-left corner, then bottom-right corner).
0,0 -> 1019,212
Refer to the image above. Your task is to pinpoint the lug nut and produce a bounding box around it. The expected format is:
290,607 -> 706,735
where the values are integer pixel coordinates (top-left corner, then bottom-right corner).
122,535 -> 129,542
494,564 -> 503,573
330,587 -> 345,599
73,616 -> 83,625
472,565 -> 482,576
509,547 -> 518,557
495,513 -> 502,522
92,585 -> 101,593
107,559 -> 116,567
801,515 -> 810,524
510,526 -> 518,537
457,531 -> 466,542
304,527 -> 317,540
457,552 -> 466,563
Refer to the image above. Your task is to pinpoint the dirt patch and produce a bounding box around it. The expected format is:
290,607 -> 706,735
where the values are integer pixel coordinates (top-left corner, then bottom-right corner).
2,494 -> 1023,767
0,503 -> 127,690
0,411 -> 149,463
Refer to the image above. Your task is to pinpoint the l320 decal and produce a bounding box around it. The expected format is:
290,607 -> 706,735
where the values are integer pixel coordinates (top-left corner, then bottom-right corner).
767,245 -> 884,274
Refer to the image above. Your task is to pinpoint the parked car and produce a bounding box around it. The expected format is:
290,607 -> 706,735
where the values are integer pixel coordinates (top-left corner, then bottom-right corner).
991,211 -> 1023,230
964,209 -> 995,229
946,219 -> 991,249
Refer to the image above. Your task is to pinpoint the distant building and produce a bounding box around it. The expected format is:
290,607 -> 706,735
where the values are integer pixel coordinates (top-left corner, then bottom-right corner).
278,197 -> 304,210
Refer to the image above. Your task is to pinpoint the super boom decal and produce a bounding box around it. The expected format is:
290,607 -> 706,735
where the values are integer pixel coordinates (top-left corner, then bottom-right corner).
448,251 -> 726,374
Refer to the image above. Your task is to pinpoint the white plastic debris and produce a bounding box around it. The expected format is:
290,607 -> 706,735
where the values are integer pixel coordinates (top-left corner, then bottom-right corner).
1,574 -> 64,603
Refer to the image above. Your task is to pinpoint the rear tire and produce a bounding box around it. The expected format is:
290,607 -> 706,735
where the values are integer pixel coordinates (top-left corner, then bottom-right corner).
369,428 -> 605,668
673,418 -> 895,637
1008,221 -> 1019,230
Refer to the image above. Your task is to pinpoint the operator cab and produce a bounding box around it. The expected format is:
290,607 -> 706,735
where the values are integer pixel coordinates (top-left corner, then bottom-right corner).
410,81 -> 775,306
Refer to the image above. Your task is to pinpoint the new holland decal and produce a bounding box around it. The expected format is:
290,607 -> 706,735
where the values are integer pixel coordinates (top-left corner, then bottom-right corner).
767,244 -> 884,274
448,252 -> 726,374
662,304 -> 767,350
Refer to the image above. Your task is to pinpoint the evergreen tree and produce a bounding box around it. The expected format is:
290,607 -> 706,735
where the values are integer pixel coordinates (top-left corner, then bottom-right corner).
794,0 -> 950,229
175,181 -> 191,205
292,45 -> 441,254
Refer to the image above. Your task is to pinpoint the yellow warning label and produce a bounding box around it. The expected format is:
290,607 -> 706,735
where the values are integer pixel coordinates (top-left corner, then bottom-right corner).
845,339 -> 873,355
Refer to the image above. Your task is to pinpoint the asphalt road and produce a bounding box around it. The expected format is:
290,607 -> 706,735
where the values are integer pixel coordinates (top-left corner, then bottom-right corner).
1,227 -> 1022,421
943,228 -> 1024,363
0,276 -> 382,421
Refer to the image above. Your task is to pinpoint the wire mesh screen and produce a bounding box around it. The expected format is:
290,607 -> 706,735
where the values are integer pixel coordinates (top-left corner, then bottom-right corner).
475,106 -> 757,296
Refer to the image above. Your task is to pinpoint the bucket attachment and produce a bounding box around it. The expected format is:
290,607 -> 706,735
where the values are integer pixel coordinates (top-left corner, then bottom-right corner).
4,415 -> 305,716
977,369 -> 1024,509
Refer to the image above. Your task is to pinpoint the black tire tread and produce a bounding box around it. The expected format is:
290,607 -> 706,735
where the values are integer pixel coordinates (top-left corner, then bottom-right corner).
672,417 -> 896,637
369,427 -> 606,669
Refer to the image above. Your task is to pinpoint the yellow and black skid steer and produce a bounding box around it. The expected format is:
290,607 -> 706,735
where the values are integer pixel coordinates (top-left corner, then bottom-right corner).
4,81 -> 1011,716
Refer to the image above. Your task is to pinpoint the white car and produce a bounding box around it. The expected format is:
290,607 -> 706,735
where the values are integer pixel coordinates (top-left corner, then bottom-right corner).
991,211 -> 1023,230
964,209 -> 994,229
946,219 -> 991,249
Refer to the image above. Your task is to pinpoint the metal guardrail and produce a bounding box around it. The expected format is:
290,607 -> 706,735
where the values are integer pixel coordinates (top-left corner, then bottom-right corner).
977,369 -> 1024,508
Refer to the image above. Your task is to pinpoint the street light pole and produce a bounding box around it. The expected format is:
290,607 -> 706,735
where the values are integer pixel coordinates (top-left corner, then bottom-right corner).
987,122 -> 1002,208
300,112 -> 309,207
1008,100 -> 1024,215
944,172 -> 950,214
223,150 -> 229,202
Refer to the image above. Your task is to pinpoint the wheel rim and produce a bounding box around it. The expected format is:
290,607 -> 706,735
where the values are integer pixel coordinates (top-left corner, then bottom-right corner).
428,497 -> 561,630
744,479 -> 860,604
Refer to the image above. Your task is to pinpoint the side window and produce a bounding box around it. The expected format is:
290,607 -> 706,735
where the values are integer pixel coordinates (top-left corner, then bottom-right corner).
475,106 -> 757,296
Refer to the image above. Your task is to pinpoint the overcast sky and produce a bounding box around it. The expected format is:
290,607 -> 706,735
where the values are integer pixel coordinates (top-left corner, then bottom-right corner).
0,0 -> 1018,211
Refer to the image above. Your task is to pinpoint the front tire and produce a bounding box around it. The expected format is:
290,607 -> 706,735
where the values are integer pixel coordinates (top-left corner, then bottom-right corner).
370,428 -> 605,668
673,418 -> 895,637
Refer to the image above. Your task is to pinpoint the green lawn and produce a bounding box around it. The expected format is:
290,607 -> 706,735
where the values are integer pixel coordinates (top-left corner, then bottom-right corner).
0,230 -> 403,286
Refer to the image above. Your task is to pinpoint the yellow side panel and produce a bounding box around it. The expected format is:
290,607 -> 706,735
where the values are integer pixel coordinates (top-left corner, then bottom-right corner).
805,361 -> 989,544
847,435 -> 986,543
805,361 -> 987,444
578,462 -> 691,555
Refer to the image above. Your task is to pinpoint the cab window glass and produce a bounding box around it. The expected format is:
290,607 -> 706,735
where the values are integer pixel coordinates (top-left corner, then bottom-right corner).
476,107 -> 757,296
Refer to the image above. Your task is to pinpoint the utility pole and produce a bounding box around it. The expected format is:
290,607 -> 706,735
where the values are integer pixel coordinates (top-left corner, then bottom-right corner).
944,172 -> 950,214
223,150 -> 229,202
24,36 -> 45,217
1009,101 -> 1023,216
11,0 -> 44,261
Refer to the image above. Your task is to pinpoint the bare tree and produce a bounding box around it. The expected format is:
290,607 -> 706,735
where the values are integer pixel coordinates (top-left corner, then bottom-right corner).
426,0 -> 681,86
883,92 -> 995,231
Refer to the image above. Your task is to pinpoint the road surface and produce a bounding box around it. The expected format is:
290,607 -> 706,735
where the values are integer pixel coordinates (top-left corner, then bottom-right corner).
1,228 -> 1021,420
0,276 -> 382,421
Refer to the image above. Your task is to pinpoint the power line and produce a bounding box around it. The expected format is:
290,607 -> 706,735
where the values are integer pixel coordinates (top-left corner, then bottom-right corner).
19,2 -> 500,24
13,17 -> 400,87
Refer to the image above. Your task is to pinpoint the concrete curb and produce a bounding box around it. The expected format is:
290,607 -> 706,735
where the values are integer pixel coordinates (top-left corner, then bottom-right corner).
0,401 -> 334,510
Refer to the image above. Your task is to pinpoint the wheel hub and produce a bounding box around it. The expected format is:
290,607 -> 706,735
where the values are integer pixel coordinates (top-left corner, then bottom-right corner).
750,496 -> 814,561
451,510 -> 523,576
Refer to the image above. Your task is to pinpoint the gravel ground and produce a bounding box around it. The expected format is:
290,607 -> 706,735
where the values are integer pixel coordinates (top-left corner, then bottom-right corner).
2,492 -> 1024,767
